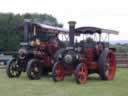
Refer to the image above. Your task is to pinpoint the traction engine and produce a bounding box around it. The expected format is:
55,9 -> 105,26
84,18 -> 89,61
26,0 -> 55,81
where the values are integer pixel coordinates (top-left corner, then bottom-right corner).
52,21 -> 118,84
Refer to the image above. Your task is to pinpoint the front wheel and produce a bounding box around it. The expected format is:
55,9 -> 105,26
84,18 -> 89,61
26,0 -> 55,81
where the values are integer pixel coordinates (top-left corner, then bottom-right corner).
75,63 -> 88,84
52,62 -> 64,82
6,58 -> 21,78
26,59 -> 42,80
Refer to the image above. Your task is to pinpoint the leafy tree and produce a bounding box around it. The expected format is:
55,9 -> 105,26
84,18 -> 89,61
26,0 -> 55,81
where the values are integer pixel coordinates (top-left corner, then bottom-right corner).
23,13 -> 63,27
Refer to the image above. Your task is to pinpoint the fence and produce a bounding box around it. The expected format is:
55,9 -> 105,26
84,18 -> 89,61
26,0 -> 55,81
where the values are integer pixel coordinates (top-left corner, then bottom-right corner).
116,52 -> 128,68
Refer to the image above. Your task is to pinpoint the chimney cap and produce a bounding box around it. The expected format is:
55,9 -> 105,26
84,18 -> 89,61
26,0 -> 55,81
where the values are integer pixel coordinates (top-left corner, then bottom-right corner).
24,19 -> 31,22
68,21 -> 76,27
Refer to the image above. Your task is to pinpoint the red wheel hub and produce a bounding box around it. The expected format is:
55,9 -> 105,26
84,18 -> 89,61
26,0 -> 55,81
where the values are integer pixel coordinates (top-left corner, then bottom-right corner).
76,64 -> 88,84
105,52 -> 116,80
54,63 -> 64,81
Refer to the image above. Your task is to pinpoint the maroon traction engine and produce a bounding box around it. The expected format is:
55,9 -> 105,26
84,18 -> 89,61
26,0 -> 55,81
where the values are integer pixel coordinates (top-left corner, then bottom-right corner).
6,19 -> 68,80
52,21 -> 119,84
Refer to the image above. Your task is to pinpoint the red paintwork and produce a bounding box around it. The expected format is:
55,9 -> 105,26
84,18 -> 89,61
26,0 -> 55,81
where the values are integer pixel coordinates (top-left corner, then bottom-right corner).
34,41 -> 59,67
53,63 -> 64,81
79,48 -> 99,73
105,51 -> 116,80
76,63 -> 88,84
65,65 -> 74,76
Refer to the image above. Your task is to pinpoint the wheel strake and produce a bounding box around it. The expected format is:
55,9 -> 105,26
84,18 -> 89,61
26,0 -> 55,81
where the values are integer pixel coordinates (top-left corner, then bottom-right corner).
52,62 -> 64,81
98,49 -> 116,80
6,59 -> 21,78
105,51 -> 116,80
75,63 -> 88,84
27,59 -> 42,80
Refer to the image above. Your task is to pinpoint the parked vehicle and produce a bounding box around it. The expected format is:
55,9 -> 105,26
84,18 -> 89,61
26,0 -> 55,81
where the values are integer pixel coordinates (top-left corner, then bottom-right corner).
6,19 -> 68,80
52,21 -> 119,84
0,53 -> 12,65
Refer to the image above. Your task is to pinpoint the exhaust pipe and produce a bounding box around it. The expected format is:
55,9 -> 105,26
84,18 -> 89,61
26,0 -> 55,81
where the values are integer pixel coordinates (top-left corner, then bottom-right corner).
23,19 -> 30,42
68,21 -> 76,46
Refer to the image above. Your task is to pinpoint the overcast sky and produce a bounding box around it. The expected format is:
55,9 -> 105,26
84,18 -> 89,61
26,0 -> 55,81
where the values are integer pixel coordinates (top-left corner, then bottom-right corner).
0,0 -> 128,40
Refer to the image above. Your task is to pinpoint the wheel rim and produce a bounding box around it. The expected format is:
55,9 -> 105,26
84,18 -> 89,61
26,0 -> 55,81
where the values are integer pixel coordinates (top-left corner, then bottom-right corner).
9,61 -> 20,76
76,64 -> 88,84
53,63 -> 64,81
30,62 -> 41,79
104,52 -> 116,80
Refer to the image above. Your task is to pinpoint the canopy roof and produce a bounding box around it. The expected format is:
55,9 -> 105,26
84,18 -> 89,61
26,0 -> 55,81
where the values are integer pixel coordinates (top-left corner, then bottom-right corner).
18,22 -> 69,34
75,26 -> 119,35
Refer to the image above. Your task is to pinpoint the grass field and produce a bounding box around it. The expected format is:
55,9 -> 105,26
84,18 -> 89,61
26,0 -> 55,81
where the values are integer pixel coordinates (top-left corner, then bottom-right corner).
0,68 -> 128,96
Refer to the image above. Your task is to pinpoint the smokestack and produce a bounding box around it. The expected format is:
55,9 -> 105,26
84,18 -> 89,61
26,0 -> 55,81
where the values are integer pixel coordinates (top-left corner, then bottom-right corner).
68,21 -> 76,46
24,19 -> 30,42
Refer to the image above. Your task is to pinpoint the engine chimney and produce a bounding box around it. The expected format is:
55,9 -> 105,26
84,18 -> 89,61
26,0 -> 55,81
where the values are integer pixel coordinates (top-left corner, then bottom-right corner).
24,19 -> 30,42
68,21 -> 76,46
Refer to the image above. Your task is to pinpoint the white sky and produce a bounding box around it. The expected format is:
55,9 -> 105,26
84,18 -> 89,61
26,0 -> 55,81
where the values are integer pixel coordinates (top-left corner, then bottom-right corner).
0,0 -> 128,40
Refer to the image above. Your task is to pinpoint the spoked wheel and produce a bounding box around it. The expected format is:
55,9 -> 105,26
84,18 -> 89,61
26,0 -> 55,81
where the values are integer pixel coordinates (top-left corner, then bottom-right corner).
27,59 -> 42,80
98,49 -> 116,80
52,62 -> 64,82
75,63 -> 88,84
6,59 -> 21,78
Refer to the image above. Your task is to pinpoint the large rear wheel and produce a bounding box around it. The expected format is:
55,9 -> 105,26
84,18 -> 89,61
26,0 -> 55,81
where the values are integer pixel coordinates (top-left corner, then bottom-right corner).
75,63 -> 88,84
26,59 -> 42,80
52,62 -> 64,82
6,59 -> 21,78
98,49 -> 116,80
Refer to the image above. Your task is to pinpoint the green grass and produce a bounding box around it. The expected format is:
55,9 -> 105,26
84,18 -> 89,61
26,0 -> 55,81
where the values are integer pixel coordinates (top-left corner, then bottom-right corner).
0,68 -> 128,96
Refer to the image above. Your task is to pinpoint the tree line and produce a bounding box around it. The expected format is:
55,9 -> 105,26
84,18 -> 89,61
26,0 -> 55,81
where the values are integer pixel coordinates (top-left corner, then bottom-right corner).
0,13 -> 63,51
